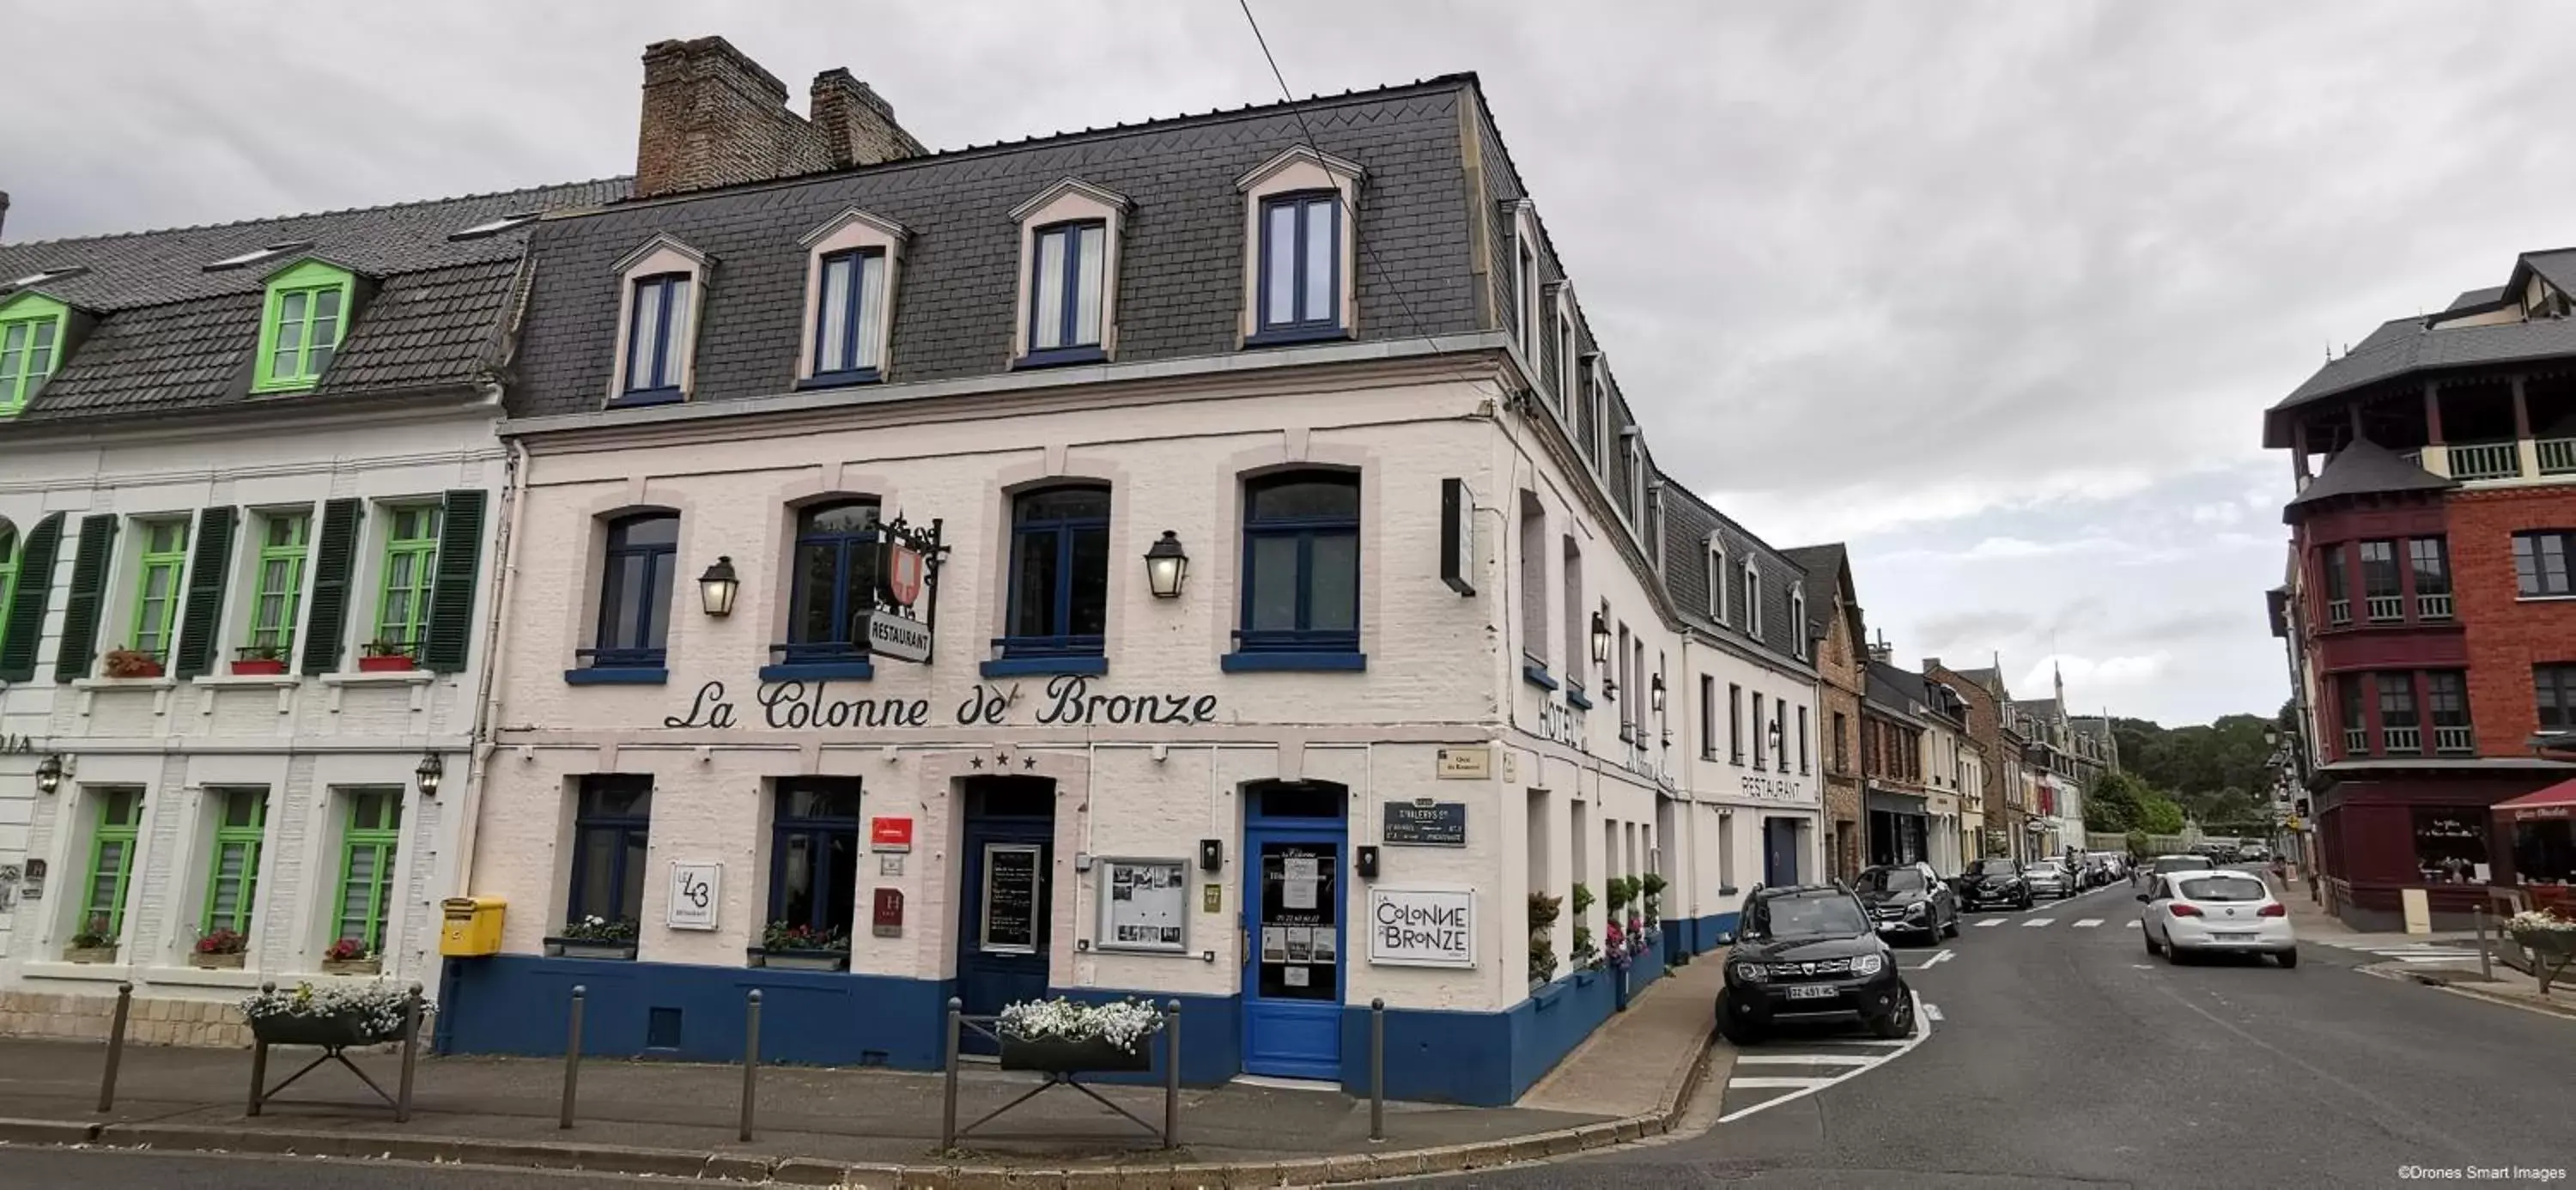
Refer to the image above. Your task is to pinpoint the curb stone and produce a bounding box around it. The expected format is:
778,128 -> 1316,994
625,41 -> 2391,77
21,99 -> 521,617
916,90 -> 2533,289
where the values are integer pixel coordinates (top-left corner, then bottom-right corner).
2355,961 -> 2576,1020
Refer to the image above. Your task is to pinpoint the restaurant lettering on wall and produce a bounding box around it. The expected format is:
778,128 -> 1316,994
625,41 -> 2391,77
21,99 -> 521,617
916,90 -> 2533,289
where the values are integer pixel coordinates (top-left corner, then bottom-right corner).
664,675 -> 1219,732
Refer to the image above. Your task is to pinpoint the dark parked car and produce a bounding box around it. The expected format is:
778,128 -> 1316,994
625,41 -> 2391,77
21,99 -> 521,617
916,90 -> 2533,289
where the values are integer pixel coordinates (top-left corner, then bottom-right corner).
1717,884 -> 1916,1043
1853,862 -> 1959,943
1957,856 -> 2032,910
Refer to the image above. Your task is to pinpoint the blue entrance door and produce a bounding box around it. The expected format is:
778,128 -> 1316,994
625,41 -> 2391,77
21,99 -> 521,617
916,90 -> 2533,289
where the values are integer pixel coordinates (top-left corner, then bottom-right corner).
1241,780 -> 1347,1080
956,777 -> 1055,1054
1763,817 -> 1801,887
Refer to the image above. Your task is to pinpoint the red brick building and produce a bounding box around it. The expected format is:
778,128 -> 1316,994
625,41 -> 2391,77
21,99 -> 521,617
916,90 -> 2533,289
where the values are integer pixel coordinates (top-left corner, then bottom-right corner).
1787,544 -> 1868,883
2265,248 -> 2576,929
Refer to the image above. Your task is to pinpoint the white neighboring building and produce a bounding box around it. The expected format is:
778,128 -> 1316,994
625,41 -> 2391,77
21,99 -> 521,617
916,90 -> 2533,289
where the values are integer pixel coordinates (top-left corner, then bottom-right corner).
0,179 -> 623,1041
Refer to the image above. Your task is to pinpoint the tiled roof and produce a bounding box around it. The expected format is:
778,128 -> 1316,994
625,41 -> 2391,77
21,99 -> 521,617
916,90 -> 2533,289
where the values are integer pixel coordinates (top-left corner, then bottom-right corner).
2011,698 -> 2063,722
2282,440 -> 2455,513
2447,286 -> 2507,312
2520,248 -> 2576,298
0,179 -> 628,425
506,83 -> 1478,418
1659,480 -> 1814,669
2267,246 -> 2576,440
1867,660 -> 1929,722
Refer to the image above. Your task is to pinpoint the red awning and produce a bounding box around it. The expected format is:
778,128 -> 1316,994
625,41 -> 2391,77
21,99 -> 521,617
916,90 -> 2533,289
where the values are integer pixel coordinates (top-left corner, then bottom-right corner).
2494,778 -> 2576,822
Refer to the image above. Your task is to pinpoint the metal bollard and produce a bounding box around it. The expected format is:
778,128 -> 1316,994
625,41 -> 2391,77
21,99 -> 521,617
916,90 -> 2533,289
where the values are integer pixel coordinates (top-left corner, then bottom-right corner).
1163,999 -> 1182,1148
1369,998 -> 1386,1143
739,990 -> 762,1143
2476,903 -> 2494,981
560,986 -> 586,1129
247,981 -> 275,1117
97,981 -> 133,1113
396,982 -> 422,1124
940,998 -> 962,1151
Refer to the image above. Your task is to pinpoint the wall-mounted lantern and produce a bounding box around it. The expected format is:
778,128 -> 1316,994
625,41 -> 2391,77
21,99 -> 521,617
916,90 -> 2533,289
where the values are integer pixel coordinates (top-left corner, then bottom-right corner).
698,556 -> 741,617
34,754 -> 65,795
415,752 -> 446,798
1145,531 -> 1189,599
1589,610 -> 1610,665
1649,673 -> 1667,714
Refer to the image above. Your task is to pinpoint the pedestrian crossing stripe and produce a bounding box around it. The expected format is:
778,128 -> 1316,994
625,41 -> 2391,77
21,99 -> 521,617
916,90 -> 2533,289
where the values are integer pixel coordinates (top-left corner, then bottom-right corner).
1729,1076 -> 1836,1090
1735,1053 -> 1879,1066
1975,919 -> 2005,927
2074,919 -> 2103,928
2023,918 -> 2055,926
2125,920 -> 2141,929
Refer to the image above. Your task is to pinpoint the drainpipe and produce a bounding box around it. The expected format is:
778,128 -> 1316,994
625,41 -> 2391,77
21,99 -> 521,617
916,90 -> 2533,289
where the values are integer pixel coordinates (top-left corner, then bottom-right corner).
453,428 -> 531,896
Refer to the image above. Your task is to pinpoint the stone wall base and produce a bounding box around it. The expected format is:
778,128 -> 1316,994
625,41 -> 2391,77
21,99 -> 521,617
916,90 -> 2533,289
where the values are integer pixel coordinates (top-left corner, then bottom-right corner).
0,991 -> 252,1048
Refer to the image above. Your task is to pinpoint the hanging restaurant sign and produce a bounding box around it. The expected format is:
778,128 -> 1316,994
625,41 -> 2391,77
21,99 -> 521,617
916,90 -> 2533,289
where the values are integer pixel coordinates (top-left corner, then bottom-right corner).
866,515 -> 948,665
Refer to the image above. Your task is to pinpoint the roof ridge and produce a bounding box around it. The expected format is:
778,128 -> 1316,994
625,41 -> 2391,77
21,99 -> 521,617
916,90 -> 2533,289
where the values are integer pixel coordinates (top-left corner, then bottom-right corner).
1,175 -> 633,251
584,75 -> 1481,213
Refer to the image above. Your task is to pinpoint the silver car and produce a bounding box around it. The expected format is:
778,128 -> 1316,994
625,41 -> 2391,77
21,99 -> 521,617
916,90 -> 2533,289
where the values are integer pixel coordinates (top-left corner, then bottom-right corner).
2020,859 -> 2073,899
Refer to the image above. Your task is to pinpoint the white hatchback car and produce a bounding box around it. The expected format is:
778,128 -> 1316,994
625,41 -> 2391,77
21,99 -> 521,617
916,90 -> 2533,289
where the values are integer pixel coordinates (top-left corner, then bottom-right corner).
2139,870 -> 2296,967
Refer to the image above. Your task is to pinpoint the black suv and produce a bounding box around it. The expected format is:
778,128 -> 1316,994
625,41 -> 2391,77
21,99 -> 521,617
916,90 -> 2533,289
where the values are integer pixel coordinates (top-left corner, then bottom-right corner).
1852,862 -> 1959,943
1717,884 -> 1915,1044
1956,857 -> 2032,910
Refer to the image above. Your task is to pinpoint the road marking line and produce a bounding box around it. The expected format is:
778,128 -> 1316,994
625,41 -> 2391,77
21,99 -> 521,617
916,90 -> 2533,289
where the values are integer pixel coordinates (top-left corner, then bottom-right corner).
1908,949 -> 1954,969
1922,1002 -> 1943,1022
1975,919 -> 2005,928
1735,1053 -> 1880,1066
1833,1039 -> 1914,1047
2075,919 -> 2104,928
1718,992 -> 1933,1125
1728,1076 -> 1838,1089
2126,920 -> 2142,929
2023,918 -> 2056,927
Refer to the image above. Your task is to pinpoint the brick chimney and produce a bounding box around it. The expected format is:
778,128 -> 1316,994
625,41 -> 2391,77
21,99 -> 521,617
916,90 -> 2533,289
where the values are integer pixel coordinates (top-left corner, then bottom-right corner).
0,191 -> 11,241
634,37 -> 920,200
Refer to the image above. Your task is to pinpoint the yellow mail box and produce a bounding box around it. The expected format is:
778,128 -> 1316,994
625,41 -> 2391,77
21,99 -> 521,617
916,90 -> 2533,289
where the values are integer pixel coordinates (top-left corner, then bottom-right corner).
440,896 -> 507,956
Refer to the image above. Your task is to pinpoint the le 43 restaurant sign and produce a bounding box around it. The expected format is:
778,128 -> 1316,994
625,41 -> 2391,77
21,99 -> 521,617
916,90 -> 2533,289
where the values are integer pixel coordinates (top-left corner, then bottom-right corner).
662,516 -> 1221,732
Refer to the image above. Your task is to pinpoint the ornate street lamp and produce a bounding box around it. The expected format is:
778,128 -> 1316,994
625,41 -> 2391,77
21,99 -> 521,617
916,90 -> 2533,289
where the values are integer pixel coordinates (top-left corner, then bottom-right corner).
698,556 -> 740,617
1649,673 -> 1667,714
1144,531 -> 1188,599
1589,610 -> 1611,665
33,754 -> 64,795
415,752 -> 445,798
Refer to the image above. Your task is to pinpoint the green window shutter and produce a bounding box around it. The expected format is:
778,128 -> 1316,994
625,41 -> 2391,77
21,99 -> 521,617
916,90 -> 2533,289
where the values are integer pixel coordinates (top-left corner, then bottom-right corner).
421,489 -> 488,673
300,499 -> 364,675
53,514 -> 120,684
0,512 -> 64,682
172,507 -> 239,679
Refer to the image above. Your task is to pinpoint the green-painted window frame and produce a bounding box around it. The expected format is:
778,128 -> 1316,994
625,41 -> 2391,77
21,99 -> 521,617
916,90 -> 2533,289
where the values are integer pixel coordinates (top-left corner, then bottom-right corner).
374,506 -> 440,655
331,788 -> 404,954
0,519 -> 19,659
80,788 -> 146,941
247,512 -> 311,656
201,788 -> 268,938
251,260 -> 355,395
128,518 -> 191,659
0,297 -> 65,418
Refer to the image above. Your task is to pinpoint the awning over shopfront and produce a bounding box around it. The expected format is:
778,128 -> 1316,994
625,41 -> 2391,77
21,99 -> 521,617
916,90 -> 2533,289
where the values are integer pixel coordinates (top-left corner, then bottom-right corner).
2494,779 -> 2576,823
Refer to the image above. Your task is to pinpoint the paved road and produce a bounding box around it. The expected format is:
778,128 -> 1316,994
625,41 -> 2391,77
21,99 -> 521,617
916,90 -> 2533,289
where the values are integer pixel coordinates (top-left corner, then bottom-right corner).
0,1146 -> 637,1188
1400,875 -> 2576,1188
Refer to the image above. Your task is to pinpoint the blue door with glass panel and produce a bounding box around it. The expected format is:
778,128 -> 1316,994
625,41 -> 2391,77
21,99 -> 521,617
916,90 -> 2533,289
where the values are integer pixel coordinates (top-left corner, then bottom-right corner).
1241,780 -> 1347,1080
957,777 -> 1056,1055
1763,817 -> 1800,888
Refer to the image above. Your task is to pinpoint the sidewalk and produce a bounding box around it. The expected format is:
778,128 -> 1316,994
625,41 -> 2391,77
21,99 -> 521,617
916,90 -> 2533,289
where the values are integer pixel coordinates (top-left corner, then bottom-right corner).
0,960 -> 1722,1187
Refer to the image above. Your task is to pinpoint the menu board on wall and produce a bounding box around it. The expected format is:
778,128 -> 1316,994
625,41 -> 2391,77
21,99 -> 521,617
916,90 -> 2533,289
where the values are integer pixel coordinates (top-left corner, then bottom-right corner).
981,843 -> 1041,954
1097,858 -> 1188,953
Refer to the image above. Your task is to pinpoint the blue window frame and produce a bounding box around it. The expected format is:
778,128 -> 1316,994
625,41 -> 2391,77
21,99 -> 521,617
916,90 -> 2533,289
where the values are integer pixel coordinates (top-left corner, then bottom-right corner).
997,485 -> 1109,663
1252,192 -> 1343,343
811,249 -> 888,384
581,513 -> 677,671
566,775 -> 653,927
778,499 -> 882,667
1023,221 -> 1106,365
769,778 -> 861,937
623,274 -> 690,398
1232,471 -> 1360,659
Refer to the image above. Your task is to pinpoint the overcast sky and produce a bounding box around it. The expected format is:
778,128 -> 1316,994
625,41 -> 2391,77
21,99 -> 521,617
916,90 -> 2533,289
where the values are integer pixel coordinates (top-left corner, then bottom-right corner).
9,2 -> 2570,726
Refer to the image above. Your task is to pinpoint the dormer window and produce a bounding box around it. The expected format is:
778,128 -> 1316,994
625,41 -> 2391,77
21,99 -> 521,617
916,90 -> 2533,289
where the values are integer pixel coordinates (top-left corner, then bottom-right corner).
605,235 -> 710,407
1742,556 -> 1763,638
1705,537 -> 1729,625
252,259 -> 356,395
796,207 -> 908,389
1789,582 -> 1808,660
1555,290 -> 1577,413
1239,147 -> 1364,349
1012,179 -> 1130,368
1509,201 -> 1540,365
0,293 -> 68,418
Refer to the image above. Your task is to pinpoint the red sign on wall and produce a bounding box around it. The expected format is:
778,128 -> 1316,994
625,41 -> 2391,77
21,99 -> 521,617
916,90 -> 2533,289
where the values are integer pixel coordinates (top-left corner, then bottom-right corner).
870,817 -> 913,852
872,888 -> 904,938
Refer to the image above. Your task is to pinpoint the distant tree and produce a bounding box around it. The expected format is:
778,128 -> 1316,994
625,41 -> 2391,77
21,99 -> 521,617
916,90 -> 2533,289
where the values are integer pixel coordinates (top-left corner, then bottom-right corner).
2087,770 -> 2154,833
2137,796 -> 2186,835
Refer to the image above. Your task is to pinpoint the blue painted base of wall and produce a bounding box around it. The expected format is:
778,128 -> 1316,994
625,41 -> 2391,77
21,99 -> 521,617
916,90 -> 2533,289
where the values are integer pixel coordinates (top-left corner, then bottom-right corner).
1693,912 -> 1741,949
1045,986 -> 1240,1088
435,955 -> 951,1070
1631,945 -> 1666,987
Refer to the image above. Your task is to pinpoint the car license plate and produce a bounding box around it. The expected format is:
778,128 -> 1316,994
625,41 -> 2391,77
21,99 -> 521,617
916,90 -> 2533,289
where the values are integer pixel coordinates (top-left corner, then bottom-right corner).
2211,932 -> 2256,941
1874,920 -> 1903,932
1786,985 -> 1836,1000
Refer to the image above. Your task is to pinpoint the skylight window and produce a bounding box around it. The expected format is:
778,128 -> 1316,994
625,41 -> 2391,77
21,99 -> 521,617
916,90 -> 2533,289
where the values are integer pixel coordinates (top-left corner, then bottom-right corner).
449,212 -> 541,241
204,242 -> 314,272
4,266 -> 87,289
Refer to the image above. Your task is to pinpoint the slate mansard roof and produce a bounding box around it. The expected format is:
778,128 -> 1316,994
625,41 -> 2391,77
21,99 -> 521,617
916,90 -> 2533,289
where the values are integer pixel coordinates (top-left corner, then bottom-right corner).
1659,482 -> 1816,671
0,178 -> 631,424
504,81 -> 1480,418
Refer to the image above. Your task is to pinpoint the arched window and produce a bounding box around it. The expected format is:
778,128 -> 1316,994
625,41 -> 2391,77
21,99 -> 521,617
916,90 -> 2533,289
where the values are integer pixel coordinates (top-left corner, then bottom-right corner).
587,512 -> 679,669
1003,485 -> 1110,659
1236,471 -> 1360,659
784,499 -> 882,664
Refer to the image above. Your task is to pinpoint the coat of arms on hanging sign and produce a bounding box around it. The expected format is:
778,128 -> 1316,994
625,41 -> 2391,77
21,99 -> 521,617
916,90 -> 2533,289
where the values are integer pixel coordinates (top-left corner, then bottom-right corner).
865,515 -> 948,665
